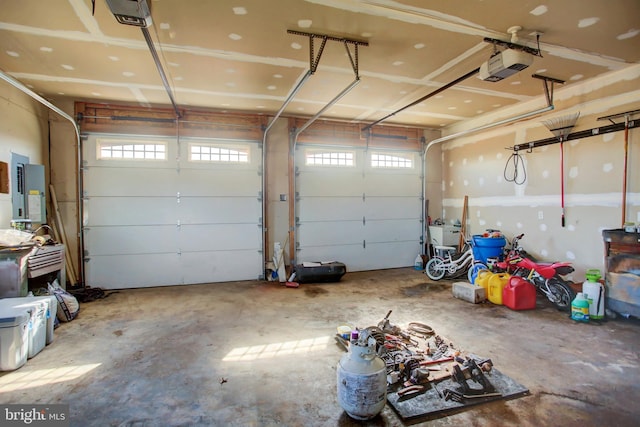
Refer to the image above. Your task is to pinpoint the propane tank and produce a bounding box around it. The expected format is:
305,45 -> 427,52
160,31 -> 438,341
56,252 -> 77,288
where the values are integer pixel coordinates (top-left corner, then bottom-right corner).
337,332 -> 387,420
583,269 -> 605,320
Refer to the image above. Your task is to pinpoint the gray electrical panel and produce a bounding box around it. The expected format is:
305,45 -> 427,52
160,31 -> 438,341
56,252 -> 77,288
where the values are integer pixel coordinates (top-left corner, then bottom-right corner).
11,153 -> 46,228
24,164 -> 46,224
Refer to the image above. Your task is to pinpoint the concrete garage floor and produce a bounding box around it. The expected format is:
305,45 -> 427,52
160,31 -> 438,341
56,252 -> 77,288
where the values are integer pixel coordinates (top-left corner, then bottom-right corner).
1,268 -> 639,427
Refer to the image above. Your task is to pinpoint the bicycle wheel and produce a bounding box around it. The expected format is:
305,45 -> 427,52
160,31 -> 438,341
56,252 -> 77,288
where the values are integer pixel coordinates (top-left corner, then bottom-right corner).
425,257 -> 446,280
468,262 -> 488,284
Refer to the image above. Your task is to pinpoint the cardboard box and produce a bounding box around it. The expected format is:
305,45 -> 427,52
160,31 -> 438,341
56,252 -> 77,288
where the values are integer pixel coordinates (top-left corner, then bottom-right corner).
452,281 -> 487,304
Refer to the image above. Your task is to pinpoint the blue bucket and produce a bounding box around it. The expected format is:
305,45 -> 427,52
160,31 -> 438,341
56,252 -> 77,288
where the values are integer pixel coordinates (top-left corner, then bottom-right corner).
472,235 -> 506,264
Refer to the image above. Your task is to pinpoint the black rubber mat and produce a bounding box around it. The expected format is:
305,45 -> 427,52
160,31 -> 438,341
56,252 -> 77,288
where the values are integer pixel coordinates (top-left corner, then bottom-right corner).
387,368 -> 529,422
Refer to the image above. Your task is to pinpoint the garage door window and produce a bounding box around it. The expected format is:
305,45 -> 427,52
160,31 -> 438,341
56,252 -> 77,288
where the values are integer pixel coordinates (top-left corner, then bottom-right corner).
97,139 -> 167,160
371,152 -> 414,168
305,150 -> 355,167
189,143 -> 249,163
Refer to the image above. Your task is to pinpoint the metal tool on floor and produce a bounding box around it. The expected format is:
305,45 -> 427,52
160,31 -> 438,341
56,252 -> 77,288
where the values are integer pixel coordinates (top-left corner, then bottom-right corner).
442,358 -> 501,403
397,384 -> 425,398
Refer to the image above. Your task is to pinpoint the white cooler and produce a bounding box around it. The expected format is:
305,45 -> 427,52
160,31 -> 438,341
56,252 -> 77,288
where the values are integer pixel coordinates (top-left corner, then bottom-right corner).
0,307 -> 29,371
0,298 -> 47,359
18,296 -> 57,344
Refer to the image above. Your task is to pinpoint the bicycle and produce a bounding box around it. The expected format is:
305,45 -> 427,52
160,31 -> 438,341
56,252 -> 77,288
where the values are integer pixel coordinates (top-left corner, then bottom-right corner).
424,240 -> 488,282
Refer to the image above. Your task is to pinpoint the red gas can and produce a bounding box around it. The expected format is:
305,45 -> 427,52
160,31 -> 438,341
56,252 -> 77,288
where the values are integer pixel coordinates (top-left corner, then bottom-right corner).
503,276 -> 537,310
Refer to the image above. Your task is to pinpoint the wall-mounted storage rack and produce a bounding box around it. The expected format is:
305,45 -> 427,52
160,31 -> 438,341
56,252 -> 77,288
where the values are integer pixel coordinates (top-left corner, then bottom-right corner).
511,114 -> 638,153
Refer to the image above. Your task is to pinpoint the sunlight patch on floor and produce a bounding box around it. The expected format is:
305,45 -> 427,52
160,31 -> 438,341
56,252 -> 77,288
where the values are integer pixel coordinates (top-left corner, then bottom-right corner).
0,363 -> 102,392
222,336 -> 331,361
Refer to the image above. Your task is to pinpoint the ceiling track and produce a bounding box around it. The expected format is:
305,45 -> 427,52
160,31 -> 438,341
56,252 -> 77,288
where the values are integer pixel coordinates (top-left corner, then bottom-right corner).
284,30 -> 369,266
362,35 -> 544,132
294,79 -> 360,140
263,31 -> 368,269
363,67 -> 481,131
141,27 -> 181,118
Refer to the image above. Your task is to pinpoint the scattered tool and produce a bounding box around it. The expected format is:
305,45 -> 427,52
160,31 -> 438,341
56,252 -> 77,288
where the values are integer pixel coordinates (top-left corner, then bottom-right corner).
342,312 -> 504,410
442,358 -> 500,403
409,368 -> 431,385
419,357 -> 453,366
397,384 -> 425,397
407,322 -> 435,338
378,309 -> 401,334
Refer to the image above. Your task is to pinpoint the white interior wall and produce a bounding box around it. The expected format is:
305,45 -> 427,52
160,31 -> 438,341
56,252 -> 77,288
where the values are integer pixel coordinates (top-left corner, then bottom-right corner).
0,84 -> 48,227
439,66 -> 640,279
265,117 -> 291,264
424,128 -> 444,222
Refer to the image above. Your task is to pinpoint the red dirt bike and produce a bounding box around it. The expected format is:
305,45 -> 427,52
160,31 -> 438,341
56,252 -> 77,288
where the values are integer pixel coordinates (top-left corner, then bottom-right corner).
494,234 -> 576,311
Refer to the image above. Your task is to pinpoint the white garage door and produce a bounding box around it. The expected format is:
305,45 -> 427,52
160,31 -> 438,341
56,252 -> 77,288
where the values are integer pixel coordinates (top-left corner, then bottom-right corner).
296,146 -> 422,271
82,134 -> 262,289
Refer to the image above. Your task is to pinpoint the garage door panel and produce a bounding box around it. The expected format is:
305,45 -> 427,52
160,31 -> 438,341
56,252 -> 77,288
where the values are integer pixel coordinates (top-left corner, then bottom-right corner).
179,224 -> 261,252
298,197 -> 363,221
84,225 -> 178,255
297,245 -> 364,266
84,167 -> 178,196
364,219 -> 422,242
85,253 -> 182,289
180,250 -> 262,283
179,197 -> 260,223
361,242 -> 421,270
83,134 -> 263,288
298,222 -> 362,246
296,145 -> 421,271
364,173 -> 421,197
297,244 -> 414,272
178,169 -> 260,197
85,197 -> 178,226
364,197 -> 421,220
297,172 -> 363,197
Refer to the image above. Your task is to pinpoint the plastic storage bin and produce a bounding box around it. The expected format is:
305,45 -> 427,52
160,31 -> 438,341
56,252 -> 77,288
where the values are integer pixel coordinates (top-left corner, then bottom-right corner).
0,298 -> 47,359
0,307 -> 29,371
16,296 -> 56,345
472,235 -> 506,264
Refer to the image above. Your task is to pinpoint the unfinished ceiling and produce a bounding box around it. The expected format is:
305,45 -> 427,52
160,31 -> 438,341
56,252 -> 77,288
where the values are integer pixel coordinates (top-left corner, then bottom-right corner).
0,0 -> 638,129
